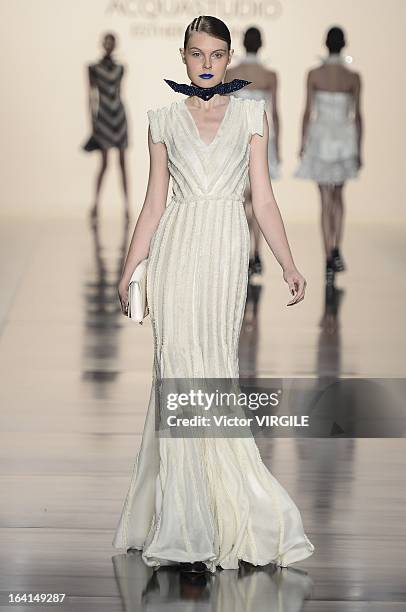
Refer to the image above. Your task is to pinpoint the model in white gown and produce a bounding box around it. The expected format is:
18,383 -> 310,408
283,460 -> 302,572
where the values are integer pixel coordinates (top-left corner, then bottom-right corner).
112,94 -> 315,572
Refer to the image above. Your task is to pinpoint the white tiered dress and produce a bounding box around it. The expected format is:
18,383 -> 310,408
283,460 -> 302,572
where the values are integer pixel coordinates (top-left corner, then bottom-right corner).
295,89 -> 359,185
112,94 -> 315,572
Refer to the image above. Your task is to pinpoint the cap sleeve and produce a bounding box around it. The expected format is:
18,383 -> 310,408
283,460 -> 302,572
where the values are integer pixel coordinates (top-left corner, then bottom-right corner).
248,99 -> 266,137
147,107 -> 165,144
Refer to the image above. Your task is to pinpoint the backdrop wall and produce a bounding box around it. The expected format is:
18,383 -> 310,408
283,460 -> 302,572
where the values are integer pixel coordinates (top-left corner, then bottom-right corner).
1,0 -> 405,224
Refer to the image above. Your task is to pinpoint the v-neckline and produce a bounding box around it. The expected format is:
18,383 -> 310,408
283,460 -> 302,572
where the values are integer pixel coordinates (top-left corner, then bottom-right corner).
182,95 -> 233,148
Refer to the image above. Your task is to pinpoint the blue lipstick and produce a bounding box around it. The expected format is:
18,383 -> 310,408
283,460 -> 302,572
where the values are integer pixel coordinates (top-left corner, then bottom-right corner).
199,73 -> 213,79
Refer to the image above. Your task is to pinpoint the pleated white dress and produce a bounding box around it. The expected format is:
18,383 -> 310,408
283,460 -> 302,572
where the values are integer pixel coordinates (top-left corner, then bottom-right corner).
112,94 -> 315,572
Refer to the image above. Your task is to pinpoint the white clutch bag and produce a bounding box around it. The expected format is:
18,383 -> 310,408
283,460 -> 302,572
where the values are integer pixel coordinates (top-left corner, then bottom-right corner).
127,258 -> 149,324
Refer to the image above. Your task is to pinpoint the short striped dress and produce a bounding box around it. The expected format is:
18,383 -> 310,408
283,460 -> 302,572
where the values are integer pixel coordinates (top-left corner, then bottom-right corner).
82,56 -> 128,151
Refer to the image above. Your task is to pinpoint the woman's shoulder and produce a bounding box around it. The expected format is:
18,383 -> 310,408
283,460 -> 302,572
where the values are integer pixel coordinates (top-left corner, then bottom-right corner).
227,96 -> 266,139
146,100 -> 180,144
232,95 -> 265,111
146,100 -> 181,139
232,96 -> 266,137
147,99 -> 179,118
234,96 -> 266,127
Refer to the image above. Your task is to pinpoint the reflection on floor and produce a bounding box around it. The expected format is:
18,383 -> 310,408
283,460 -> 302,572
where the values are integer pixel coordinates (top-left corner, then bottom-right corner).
0,217 -> 405,611
113,550 -> 313,611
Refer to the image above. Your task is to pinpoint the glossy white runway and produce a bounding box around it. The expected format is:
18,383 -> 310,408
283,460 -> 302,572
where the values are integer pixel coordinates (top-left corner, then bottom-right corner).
0,217 -> 405,611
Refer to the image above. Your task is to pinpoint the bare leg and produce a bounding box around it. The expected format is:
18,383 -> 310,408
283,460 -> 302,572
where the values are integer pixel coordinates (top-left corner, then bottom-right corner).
332,183 -> 345,248
90,149 -> 108,220
119,149 -> 130,221
330,183 -> 346,271
318,184 -> 335,259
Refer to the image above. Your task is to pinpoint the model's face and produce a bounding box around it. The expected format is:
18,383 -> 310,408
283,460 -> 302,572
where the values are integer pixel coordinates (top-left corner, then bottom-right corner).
180,31 -> 233,87
103,36 -> 116,55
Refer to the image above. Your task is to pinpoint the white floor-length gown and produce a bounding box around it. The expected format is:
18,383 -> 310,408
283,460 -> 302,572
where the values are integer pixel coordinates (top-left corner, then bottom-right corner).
112,94 -> 315,572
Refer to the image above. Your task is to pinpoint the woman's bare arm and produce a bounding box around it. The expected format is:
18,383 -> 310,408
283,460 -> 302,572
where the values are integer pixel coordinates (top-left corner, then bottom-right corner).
353,73 -> 363,166
119,129 -> 170,287
269,72 -> 280,160
299,70 -> 315,155
87,66 -> 98,123
248,112 -> 306,305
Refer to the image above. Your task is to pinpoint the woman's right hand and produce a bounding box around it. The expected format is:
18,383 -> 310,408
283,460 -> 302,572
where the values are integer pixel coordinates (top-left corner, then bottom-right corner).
118,280 -> 129,316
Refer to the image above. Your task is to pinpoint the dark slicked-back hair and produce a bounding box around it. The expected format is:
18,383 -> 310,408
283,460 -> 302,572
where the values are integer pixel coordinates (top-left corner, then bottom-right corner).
326,26 -> 346,53
184,15 -> 231,51
243,27 -> 262,53
103,32 -> 116,43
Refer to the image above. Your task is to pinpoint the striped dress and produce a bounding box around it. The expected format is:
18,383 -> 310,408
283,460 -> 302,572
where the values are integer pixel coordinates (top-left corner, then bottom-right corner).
83,56 -> 128,151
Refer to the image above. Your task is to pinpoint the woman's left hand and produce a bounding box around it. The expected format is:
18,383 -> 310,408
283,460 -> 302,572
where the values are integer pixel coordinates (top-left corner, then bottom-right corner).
283,266 -> 307,306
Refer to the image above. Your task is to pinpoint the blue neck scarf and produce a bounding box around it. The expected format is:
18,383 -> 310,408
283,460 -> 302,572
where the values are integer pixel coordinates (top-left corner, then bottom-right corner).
164,78 -> 251,101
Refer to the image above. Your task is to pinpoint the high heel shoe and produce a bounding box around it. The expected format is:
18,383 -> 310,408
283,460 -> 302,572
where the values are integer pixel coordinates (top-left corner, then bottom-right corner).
248,257 -> 255,277
326,258 -> 335,287
331,247 -> 346,272
252,252 -> 263,275
179,561 -> 208,574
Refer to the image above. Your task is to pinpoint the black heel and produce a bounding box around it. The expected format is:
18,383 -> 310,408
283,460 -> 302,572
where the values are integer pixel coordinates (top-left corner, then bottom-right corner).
179,561 -> 208,574
326,258 -> 335,287
252,252 -> 263,275
331,247 -> 346,272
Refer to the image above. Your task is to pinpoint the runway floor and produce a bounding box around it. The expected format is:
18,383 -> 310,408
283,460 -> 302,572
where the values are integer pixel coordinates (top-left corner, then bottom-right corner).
0,215 -> 405,611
